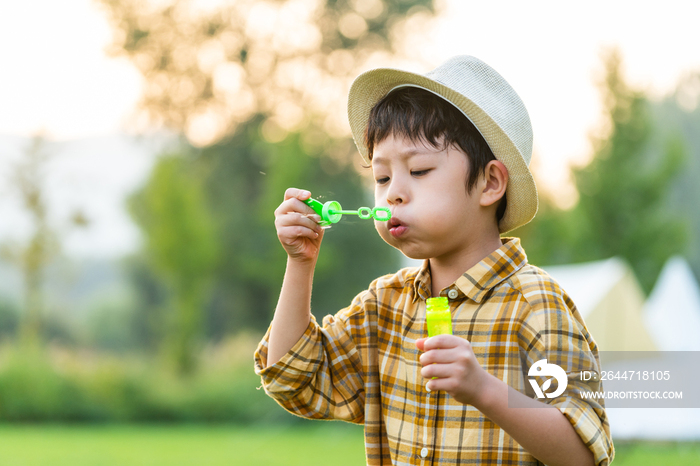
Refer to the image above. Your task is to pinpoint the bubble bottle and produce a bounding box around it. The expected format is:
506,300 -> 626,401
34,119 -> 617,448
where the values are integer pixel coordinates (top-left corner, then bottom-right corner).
426,297 -> 452,337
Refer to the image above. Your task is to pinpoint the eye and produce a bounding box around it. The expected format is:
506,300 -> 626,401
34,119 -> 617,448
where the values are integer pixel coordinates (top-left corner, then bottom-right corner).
411,169 -> 432,177
375,176 -> 390,185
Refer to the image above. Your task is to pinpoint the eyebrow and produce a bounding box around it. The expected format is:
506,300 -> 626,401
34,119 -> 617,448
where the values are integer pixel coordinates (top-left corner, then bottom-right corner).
371,148 -> 429,166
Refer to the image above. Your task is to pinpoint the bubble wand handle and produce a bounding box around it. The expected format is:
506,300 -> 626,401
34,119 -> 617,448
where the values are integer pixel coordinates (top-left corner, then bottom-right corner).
333,210 -> 363,215
303,197 -> 391,226
330,207 -> 391,221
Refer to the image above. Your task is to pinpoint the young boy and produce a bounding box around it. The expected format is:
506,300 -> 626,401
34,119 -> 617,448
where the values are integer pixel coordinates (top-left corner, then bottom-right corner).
255,56 -> 613,466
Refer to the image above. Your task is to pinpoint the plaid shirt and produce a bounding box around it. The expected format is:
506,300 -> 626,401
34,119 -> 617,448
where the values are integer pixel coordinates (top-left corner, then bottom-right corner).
255,238 -> 614,465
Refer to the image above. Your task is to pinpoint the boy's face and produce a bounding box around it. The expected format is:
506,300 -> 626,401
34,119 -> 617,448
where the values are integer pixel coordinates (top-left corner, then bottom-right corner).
372,134 -> 494,261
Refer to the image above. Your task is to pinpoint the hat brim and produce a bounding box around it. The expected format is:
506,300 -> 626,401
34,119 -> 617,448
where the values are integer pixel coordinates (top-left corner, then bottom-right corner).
348,68 -> 538,234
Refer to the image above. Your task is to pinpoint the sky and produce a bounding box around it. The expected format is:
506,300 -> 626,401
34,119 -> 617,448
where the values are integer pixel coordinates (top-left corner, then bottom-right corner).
1,0 -> 699,258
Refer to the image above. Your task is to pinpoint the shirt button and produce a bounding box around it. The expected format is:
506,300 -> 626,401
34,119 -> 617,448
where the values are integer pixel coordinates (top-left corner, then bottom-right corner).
447,289 -> 458,299
420,447 -> 428,458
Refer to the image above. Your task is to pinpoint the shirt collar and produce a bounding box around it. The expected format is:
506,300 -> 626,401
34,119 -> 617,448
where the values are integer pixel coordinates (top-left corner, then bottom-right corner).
411,237 -> 528,303
412,260 -> 432,302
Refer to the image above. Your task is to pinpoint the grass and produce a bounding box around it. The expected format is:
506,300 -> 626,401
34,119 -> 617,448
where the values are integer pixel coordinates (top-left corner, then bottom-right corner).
0,424 -> 698,465
611,441 -> 700,466
0,422 -> 366,466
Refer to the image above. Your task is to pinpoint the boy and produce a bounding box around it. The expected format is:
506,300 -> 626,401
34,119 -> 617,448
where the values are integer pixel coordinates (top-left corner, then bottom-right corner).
255,56 -> 613,466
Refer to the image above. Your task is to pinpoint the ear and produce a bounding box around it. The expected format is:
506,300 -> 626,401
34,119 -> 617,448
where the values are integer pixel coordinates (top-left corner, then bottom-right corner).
479,160 -> 508,208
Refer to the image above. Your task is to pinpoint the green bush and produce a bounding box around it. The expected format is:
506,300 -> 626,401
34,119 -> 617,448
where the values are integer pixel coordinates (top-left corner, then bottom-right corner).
0,338 -> 292,424
0,350 -> 97,421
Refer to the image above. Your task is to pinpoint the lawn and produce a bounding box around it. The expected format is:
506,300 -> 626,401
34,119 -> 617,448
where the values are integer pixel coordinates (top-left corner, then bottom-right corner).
611,441 -> 700,466
0,424 -> 698,465
0,423 -> 365,466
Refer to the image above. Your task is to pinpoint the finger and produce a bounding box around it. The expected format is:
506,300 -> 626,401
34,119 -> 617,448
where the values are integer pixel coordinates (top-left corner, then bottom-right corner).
277,222 -> 322,242
423,372 -> 448,393
419,348 -> 458,366
276,211 -> 324,233
422,335 -> 462,351
421,362 -> 454,380
298,212 -> 323,226
284,187 -> 312,201
276,196 -> 318,218
415,338 -> 428,352
278,225 -> 320,241
425,376 -> 457,394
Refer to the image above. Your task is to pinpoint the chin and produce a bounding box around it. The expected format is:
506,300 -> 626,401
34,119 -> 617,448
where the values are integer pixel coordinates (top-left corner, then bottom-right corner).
376,228 -> 432,261
401,251 -> 430,261
395,243 -> 432,261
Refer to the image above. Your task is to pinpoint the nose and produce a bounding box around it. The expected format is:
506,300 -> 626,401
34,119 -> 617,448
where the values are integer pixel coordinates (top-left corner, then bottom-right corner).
386,178 -> 405,205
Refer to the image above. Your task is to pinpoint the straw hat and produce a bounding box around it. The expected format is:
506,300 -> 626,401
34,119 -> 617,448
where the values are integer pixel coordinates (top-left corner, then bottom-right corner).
347,55 -> 538,233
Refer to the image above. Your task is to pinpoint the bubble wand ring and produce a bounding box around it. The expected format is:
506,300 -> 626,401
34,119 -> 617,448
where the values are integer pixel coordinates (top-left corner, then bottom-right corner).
304,197 -> 391,226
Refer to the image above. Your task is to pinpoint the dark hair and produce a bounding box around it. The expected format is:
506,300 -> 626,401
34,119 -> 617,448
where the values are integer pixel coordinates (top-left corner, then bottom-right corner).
365,87 -> 507,221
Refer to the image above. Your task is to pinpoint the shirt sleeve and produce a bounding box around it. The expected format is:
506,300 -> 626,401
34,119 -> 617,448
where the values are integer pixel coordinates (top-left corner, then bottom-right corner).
253,285 -> 378,424
519,273 -> 615,466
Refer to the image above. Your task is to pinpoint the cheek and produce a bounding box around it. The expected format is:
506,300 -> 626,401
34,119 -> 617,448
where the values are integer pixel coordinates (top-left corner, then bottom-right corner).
374,186 -> 386,207
375,221 -> 390,242
418,185 -> 472,228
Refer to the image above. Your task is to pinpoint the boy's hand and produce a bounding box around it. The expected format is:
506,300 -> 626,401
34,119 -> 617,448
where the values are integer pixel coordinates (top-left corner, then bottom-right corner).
275,188 -> 325,263
416,335 -> 489,406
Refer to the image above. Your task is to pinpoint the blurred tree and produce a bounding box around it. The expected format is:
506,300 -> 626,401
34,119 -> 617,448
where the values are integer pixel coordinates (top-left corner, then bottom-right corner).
651,71 -> 700,283
97,0 -> 435,146
11,136 -> 55,346
516,49 -> 688,293
99,0 -> 434,338
86,300 -> 137,352
0,137 -> 58,347
128,152 -> 219,374
0,136 -> 89,347
121,255 -> 169,352
0,299 -> 20,342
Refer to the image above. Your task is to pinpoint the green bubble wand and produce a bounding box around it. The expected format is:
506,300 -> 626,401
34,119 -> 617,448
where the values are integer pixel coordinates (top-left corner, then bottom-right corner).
304,197 -> 391,227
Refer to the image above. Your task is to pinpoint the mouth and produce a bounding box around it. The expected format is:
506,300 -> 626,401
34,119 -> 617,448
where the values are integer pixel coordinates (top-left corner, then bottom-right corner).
388,216 -> 407,238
